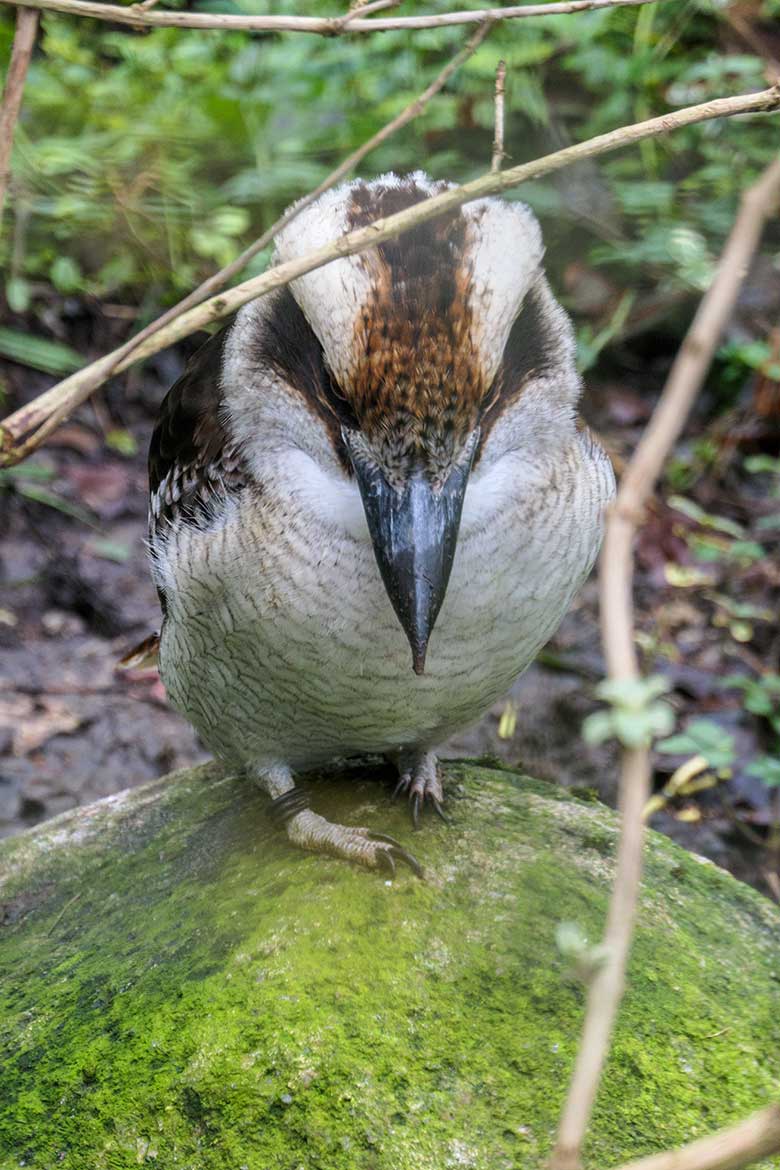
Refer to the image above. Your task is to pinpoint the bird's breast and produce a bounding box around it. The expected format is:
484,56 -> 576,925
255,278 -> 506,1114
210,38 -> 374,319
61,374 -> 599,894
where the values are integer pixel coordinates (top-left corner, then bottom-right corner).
156,439 -> 611,766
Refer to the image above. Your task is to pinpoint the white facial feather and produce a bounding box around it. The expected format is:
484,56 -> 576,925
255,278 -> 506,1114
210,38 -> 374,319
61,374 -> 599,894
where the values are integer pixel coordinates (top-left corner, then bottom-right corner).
273,181 -> 371,385
274,172 -> 547,392
461,198 -> 544,385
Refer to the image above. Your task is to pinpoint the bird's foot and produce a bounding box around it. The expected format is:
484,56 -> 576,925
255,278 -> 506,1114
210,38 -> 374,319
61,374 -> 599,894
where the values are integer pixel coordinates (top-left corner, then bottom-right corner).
393,750 -> 448,828
286,809 -> 423,877
257,771 -> 422,877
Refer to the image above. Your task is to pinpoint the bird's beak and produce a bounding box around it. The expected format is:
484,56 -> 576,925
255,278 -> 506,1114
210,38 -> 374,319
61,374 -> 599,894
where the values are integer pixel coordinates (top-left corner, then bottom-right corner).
344,430 -> 478,675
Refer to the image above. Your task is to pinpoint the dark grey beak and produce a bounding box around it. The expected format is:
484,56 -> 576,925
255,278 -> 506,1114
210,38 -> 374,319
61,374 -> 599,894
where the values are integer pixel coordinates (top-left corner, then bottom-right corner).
344,431 -> 477,675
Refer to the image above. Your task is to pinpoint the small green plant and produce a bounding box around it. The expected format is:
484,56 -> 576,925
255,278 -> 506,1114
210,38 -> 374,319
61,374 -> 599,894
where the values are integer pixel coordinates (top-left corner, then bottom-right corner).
650,719 -> 736,821
723,672 -> 780,732
718,338 -> 780,389
555,921 -> 610,984
721,674 -> 780,789
664,438 -> 720,493
654,677 -> 780,813
746,756 -> 780,788
656,718 -> 736,771
583,675 -> 674,749
745,455 -> 780,530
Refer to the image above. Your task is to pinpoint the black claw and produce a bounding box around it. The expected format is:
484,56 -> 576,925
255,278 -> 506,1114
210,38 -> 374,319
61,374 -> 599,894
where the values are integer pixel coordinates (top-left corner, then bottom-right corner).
392,777 -> 408,801
375,849 -> 396,877
431,798 -> 451,824
391,847 -> 424,879
267,786 -> 310,824
410,792 -> 421,830
370,831 -> 403,848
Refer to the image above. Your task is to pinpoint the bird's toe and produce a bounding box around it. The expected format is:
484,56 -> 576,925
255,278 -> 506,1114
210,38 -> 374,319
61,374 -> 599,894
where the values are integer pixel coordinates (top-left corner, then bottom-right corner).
285,810 -> 423,877
393,752 -> 447,828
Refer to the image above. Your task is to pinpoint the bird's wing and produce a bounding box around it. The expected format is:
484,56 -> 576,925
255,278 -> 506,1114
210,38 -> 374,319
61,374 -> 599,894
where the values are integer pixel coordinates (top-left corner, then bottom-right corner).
148,324 -> 248,538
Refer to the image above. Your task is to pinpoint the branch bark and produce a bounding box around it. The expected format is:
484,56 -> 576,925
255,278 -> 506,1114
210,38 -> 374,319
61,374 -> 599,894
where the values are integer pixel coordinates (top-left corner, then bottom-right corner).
610,1104 -> 780,1170
549,151 -> 780,1170
0,6 -> 38,224
491,59 -> 507,172
2,86 -> 778,467
0,0 -> 664,34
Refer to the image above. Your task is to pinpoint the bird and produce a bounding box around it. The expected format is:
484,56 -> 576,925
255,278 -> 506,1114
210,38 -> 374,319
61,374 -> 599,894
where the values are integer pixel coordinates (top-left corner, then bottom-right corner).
144,171 -> 615,876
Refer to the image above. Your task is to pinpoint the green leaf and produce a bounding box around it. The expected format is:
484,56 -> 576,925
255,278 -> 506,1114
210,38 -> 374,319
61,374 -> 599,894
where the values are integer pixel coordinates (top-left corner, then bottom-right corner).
87,538 -> 131,563
668,495 -> 745,538
50,255 -> 82,293
0,327 -> 83,376
5,277 -> 31,314
657,720 -> 736,770
15,482 -> 97,527
728,541 -> 765,564
582,710 -> 613,746
595,675 -> 670,710
0,462 -> 55,484
106,428 -> 138,457
744,454 -> 780,475
745,755 -> 780,788
613,709 -> 655,748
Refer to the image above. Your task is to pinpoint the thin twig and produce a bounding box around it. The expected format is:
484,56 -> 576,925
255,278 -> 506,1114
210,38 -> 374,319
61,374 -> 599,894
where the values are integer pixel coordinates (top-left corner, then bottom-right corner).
341,0 -> 403,24
47,891 -> 80,935
608,1104 -> 780,1170
2,0 -> 667,33
115,19 -> 493,375
491,60 -> 507,172
0,6 -> 38,223
549,152 -> 780,1170
2,86 -> 779,466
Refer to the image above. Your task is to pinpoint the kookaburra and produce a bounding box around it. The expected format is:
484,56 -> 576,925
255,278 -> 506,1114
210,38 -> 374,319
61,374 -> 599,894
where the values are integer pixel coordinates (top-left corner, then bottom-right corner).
146,172 -> 615,875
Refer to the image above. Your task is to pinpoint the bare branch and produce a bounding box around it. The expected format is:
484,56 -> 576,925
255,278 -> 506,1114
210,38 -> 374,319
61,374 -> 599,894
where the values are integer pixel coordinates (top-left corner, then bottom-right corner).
116,19 -> 493,373
2,85 -> 778,466
340,0 -> 404,24
1,0 -> 667,34
0,6 -> 38,224
610,1103 -> 780,1170
549,151 -> 780,1170
491,59 -> 507,172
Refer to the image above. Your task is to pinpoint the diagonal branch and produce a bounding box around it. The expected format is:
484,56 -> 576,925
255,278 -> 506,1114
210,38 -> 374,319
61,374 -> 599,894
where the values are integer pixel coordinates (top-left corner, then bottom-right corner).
548,151 -> 780,1170
116,18 -> 493,374
0,0 -> 666,35
609,1103 -> 780,1170
1,85 -> 779,466
0,6 -> 38,224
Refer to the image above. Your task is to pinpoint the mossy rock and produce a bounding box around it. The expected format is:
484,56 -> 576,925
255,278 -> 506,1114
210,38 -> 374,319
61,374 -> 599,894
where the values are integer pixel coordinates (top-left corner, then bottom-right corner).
1,761 -> 779,1170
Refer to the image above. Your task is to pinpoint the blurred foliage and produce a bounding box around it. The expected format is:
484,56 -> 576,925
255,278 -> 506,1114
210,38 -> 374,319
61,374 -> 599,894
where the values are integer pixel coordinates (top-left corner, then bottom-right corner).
583,675 -> 674,749
658,717 -> 737,770
1,0 -> 779,318
0,460 -> 96,524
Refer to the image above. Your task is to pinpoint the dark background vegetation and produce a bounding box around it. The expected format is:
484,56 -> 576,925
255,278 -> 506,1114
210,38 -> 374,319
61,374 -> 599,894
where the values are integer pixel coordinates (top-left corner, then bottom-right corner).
1,0 -> 779,894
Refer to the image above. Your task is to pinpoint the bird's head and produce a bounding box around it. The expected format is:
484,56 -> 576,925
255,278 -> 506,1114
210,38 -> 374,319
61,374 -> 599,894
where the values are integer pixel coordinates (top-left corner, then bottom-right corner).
234,173 -> 580,673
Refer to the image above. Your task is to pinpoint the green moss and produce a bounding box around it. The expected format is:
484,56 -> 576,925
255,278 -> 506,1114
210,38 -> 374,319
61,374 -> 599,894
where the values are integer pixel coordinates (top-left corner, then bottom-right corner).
0,763 -> 778,1170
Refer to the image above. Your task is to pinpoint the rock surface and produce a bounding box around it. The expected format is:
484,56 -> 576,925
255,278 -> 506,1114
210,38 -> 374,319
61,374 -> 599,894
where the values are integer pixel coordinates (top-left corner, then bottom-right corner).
0,761 -> 779,1170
